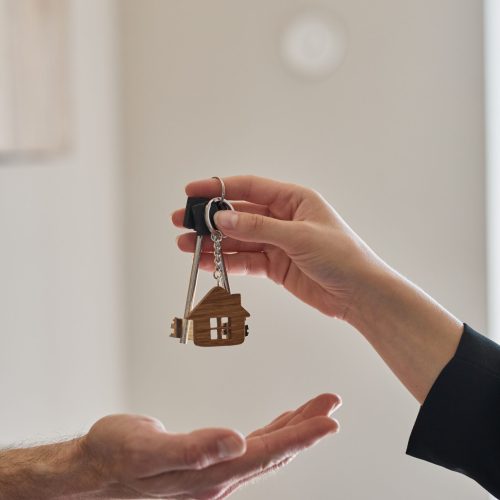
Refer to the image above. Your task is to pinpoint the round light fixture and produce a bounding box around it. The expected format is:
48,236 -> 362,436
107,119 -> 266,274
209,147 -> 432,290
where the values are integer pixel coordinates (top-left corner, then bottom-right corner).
280,7 -> 347,80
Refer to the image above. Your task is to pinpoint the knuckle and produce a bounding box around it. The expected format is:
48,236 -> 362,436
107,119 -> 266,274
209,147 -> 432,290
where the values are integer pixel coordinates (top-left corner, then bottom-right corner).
240,175 -> 255,200
304,186 -> 322,200
115,440 -> 146,479
248,213 -> 264,232
183,442 -> 206,469
296,185 -> 324,206
243,254 -> 252,275
257,436 -> 275,472
121,434 -> 141,458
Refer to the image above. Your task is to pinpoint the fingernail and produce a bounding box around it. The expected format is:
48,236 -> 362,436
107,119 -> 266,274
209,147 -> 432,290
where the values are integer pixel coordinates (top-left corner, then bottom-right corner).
328,398 -> 343,416
217,434 -> 245,459
330,419 -> 340,433
214,211 -> 238,230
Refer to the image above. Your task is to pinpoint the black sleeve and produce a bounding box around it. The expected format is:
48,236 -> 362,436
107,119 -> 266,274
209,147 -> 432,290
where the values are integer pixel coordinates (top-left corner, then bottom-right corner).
406,324 -> 500,498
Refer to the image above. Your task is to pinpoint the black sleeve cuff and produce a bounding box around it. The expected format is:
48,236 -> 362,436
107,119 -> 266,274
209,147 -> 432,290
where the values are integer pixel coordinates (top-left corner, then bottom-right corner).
406,324 -> 500,498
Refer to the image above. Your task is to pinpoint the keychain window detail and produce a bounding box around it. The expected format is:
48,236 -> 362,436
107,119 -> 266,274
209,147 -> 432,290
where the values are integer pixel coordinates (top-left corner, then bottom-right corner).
210,317 -> 230,340
171,177 -> 250,347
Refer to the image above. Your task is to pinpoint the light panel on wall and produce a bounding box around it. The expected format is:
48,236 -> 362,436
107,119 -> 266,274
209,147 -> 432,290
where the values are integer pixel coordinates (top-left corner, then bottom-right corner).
0,0 -> 70,155
280,6 -> 347,80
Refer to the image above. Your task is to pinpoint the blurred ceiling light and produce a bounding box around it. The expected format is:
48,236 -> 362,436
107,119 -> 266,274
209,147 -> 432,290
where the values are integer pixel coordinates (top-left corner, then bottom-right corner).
280,7 -> 347,80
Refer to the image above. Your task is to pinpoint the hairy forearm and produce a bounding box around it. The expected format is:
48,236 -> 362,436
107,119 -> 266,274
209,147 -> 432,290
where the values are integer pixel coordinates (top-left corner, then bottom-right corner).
347,263 -> 463,404
0,438 -> 104,500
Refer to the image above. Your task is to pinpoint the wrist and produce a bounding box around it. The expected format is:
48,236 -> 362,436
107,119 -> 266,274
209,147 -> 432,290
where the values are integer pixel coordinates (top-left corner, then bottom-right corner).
46,436 -> 109,499
76,434 -> 140,499
343,257 -> 462,403
343,261 -> 402,330
68,436 -> 107,496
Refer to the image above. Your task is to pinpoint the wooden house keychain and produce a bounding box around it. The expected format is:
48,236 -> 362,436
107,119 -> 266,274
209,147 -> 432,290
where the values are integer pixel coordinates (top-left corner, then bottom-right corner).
171,177 -> 250,347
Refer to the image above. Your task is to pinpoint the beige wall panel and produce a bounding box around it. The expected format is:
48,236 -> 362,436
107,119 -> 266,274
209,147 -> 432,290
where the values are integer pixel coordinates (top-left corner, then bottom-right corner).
0,0 -> 69,153
0,0 -> 124,444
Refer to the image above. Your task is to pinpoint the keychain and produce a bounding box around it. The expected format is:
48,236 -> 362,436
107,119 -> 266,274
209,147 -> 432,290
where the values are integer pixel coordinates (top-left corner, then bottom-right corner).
171,177 -> 250,347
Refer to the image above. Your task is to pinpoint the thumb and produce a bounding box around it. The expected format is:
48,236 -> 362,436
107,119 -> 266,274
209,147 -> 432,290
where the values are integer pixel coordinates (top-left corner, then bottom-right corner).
168,428 -> 246,470
214,210 -> 298,249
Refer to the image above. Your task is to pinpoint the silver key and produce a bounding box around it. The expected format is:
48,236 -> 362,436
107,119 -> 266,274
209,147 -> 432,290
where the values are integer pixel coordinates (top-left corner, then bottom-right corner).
171,176 -> 234,344
180,233 -> 203,343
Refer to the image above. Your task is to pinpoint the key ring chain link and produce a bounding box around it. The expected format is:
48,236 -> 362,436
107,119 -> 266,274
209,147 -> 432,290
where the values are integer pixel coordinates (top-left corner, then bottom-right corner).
204,177 -> 232,290
211,230 -> 224,286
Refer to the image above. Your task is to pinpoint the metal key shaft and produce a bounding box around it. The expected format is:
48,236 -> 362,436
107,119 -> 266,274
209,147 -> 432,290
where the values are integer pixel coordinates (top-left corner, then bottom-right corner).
220,253 -> 231,293
180,234 -> 203,343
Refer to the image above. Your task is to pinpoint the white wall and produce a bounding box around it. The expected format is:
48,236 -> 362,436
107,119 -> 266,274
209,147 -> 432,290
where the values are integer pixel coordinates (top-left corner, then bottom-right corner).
486,0 -> 500,347
0,0 -> 125,443
120,1 -> 486,499
485,6 -> 500,498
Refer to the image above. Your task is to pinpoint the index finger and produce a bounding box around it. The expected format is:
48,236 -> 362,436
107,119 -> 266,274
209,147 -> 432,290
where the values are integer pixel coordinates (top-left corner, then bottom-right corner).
185,175 -> 303,208
248,393 -> 341,439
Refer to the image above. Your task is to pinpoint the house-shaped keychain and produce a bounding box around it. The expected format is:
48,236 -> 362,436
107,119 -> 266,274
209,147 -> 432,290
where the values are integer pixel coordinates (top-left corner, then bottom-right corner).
186,286 -> 250,347
171,179 -> 251,347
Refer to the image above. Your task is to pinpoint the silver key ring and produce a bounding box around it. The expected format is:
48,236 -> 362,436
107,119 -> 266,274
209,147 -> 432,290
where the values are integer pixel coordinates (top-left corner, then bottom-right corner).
204,197 -> 234,236
204,177 -> 234,236
212,176 -> 226,202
